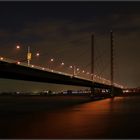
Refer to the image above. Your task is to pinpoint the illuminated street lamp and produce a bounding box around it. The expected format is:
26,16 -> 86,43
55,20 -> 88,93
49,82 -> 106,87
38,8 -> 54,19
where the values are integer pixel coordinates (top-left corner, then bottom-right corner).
50,58 -> 54,62
69,65 -> 76,76
82,70 -> 85,73
0,57 -> 3,60
16,45 -> 32,66
48,58 -> 54,70
16,45 -> 20,49
36,53 -> 40,57
61,62 -> 64,66
76,68 -> 80,71
17,61 -> 21,64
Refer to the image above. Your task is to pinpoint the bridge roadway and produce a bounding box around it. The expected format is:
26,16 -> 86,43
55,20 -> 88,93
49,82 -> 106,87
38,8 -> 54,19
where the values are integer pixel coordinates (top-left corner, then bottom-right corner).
0,59 -> 122,93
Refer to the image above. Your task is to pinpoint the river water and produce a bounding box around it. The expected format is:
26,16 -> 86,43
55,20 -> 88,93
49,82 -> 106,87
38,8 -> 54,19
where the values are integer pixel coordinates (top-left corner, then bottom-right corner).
0,95 -> 140,139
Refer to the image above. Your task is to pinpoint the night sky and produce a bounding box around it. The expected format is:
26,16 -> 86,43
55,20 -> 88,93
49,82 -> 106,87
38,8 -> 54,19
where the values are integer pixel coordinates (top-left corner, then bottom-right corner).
0,1 -> 140,92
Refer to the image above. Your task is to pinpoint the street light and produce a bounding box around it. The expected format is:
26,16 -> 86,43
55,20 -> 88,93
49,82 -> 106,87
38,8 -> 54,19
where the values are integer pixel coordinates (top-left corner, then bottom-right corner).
61,62 -> 64,66
50,58 -> 54,62
17,61 -> 21,64
82,70 -> 85,73
0,57 -> 3,60
36,53 -> 40,57
76,68 -> 79,71
16,45 -> 32,66
16,45 -> 20,49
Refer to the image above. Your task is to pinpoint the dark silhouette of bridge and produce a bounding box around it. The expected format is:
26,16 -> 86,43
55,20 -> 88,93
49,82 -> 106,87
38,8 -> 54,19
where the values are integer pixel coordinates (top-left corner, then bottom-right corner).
0,57 -> 122,96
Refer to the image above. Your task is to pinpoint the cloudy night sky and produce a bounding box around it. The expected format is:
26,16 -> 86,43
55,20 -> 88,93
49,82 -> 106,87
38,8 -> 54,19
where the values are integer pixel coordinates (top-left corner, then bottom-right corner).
0,1 -> 140,92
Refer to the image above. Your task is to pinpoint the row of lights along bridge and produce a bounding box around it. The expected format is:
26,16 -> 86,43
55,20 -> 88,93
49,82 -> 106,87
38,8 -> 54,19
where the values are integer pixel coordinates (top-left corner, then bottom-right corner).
15,45 -> 95,77
0,45 -> 124,88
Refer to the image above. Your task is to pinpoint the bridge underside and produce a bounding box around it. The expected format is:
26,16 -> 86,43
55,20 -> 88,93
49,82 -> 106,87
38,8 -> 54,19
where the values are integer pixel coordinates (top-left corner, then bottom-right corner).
0,61 -> 122,94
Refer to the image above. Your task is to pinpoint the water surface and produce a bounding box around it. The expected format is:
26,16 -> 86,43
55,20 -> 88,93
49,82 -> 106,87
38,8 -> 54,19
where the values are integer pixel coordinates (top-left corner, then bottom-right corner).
0,96 -> 140,138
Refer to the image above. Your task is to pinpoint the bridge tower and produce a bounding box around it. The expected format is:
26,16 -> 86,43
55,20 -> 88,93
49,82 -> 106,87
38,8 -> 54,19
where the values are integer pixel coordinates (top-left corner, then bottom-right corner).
110,30 -> 114,96
91,34 -> 94,96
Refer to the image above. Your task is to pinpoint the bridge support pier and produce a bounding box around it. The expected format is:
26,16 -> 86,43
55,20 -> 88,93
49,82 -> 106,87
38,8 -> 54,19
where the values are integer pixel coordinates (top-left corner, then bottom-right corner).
111,87 -> 123,97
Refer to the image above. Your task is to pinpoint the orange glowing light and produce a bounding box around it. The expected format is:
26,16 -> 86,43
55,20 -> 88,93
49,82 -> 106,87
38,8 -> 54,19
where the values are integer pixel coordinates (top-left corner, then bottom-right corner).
0,57 -> 3,60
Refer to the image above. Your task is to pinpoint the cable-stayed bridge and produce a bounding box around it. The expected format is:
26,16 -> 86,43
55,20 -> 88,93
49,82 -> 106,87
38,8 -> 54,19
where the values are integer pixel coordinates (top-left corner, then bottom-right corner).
0,32 -> 125,96
0,56 -> 123,96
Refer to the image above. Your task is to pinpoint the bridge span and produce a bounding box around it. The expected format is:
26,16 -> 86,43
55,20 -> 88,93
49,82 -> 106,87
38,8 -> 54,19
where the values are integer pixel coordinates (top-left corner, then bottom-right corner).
0,58 -> 123,95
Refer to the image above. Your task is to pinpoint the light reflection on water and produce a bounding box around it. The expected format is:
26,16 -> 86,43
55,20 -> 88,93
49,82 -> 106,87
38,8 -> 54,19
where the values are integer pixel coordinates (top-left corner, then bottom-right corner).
0,96 -> 140,139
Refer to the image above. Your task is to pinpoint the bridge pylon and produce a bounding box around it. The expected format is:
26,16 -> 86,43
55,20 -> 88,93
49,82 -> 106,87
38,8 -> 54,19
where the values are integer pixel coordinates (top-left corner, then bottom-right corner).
90,33 -> 95,98
110,30 -> 114,97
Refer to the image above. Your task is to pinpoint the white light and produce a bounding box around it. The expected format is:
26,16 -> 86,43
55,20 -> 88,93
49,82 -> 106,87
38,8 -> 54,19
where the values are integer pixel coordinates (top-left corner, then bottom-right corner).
16,45 -> 20,49
51,70 -> 54,72
0,57 -> 3,60
36,53 -> 40,56
51,58 -> 54,62
82,70 -> 85,73
61,62 -> 64,66
42,68 -> 45,70
17,61 -> 20,65
69,66 -> 73,69
31,65 -> 34,67
77,68 -> 79,71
